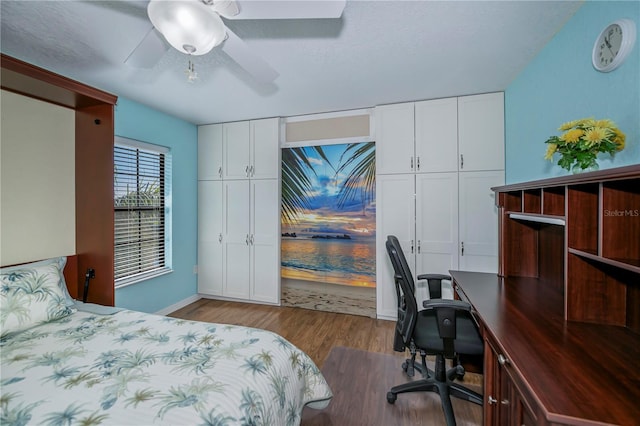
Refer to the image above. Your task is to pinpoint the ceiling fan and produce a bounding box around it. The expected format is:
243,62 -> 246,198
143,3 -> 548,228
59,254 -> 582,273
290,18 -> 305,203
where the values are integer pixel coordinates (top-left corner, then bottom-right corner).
125,0 -> 347,83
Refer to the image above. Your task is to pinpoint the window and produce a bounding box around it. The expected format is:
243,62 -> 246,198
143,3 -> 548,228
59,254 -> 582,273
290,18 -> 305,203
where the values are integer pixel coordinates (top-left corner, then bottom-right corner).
114,137 -> 172,287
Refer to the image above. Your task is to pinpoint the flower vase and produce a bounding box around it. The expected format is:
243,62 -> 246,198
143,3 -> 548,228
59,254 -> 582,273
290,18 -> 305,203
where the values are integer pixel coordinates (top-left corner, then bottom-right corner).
572,161 -> 599,174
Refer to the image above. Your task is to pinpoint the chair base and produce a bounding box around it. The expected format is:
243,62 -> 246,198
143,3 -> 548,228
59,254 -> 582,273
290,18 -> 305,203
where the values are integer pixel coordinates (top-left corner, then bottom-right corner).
387,355 -> 482,426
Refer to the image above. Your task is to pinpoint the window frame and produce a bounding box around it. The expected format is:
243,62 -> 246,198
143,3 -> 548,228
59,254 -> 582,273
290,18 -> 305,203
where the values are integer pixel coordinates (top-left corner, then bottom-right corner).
114,136 -> 172,288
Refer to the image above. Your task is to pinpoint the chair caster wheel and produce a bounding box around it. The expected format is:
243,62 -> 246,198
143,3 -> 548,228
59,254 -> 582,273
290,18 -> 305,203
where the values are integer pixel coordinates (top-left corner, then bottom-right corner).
455,365 -> 465,380
387,392 -> 397,404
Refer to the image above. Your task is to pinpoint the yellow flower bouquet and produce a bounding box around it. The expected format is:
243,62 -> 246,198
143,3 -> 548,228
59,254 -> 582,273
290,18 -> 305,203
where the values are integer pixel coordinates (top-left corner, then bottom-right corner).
544,118 -> 625,172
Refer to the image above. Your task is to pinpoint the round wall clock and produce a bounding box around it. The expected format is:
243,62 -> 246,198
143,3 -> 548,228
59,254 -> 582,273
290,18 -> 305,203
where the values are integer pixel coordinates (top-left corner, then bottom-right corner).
592,18 -> 637,72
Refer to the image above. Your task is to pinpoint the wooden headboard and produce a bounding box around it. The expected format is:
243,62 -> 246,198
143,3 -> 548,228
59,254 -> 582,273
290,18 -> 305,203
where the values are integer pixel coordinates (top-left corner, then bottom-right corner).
1,54 -> 117,307
64,255 -> 79,300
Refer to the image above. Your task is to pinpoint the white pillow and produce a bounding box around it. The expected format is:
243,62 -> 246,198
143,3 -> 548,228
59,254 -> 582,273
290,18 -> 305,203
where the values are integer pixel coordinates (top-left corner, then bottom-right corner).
1,261 -> 76,337
0,256 -> 74,306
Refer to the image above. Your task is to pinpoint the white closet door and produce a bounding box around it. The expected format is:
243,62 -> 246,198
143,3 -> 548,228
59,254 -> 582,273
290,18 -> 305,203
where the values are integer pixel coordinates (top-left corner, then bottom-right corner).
415,98 -> 458,173
250,118 -> 280,180
415,172 -> 458,300
223,121 -> 251,180
198,124 -> 223,180
198,181 -> 224,295
375,103 -> 415,175
223,180 -> 251,299
250,179 -> 280,303
458,170 -> 504,273
376,174 -> 416,319
458,92 -> 505,172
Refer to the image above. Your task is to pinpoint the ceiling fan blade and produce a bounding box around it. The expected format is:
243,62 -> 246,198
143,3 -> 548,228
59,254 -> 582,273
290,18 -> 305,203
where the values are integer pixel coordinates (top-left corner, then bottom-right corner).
125,27 -> 169,68
221,28 -> 279,83
227,0 -> 346,20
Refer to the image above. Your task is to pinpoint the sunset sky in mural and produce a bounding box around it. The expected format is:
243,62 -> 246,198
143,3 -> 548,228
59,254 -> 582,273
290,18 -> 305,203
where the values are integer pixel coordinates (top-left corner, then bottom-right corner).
282,143 -> 376,239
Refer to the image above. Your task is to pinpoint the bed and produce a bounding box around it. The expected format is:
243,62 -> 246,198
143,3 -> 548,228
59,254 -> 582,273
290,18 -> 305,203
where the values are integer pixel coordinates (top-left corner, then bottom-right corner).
1,257 -> 332,425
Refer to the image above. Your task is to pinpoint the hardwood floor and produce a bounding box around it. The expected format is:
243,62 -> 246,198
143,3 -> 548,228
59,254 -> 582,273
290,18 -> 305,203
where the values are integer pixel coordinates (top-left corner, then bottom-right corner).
169,298 -> 483,425
168,298 -> 401,367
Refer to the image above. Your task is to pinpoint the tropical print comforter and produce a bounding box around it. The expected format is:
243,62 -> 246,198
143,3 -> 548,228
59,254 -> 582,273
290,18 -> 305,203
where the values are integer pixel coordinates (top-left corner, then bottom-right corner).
0,309 -> 332,425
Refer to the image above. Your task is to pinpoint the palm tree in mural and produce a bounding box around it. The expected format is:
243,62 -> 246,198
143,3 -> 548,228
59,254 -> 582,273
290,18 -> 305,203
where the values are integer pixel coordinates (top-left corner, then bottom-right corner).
334,142 -> 375,214
281,146 -> 333,223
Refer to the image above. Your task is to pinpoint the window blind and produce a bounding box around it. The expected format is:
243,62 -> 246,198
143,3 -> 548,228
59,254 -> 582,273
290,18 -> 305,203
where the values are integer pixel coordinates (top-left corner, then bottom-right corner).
114,141 -> 171,285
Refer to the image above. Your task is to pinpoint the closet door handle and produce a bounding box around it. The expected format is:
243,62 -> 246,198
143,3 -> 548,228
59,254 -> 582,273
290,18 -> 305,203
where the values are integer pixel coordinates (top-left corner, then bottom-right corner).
410,240 -> 414,254
245,234 -> 250,245
218,233 -> 223,243
417,240 -> 421,253
461,241 -> 465,256
460,154 -> 464,169
218,166 -> 222,178
416,156 -> 420,171
410,156 -> 414,171
250,165 -> 255,177
250,234 -> 255,245
245,165 -> 250,177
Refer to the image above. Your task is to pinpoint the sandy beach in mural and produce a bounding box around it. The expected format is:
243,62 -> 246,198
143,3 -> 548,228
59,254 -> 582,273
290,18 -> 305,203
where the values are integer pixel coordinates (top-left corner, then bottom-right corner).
281,278 -> 376,318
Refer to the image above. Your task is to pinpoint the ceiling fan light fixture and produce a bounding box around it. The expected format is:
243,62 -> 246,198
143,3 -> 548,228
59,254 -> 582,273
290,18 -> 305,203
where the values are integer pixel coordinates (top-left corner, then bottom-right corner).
148,0 -> 226,56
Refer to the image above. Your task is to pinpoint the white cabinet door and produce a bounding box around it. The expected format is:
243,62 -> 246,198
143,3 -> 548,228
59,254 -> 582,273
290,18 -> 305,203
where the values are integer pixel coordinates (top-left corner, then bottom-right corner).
198,181 -> 223,295
250,179 -> 280,303
415,172 -> 458,300
251,118 -> 280,180
198,124 -> 223,180
223,180 -> 251,299
458,170 -> 504,273
415,98 -> 458,173
375,103 -> 415,175
376,174 -> 416,319
223,121 -> 251,180
458,92 -> 505,172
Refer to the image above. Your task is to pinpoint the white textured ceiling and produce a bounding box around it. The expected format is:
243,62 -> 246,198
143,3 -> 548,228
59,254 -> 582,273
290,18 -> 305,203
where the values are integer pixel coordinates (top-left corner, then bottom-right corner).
0,1 -> 583,125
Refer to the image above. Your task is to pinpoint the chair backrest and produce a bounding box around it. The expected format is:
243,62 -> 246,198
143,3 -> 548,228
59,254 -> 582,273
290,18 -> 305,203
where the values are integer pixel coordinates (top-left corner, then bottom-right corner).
386,235 -> 418,351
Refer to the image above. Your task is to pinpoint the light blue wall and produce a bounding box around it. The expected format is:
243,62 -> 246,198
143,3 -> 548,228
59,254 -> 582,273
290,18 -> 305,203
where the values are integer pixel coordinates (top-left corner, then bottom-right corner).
114,97 -> 198,313
505,1 -> 639,184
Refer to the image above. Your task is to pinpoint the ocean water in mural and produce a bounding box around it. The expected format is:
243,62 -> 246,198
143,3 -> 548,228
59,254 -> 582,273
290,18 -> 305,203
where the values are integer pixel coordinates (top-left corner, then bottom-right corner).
281,142 -> 376,288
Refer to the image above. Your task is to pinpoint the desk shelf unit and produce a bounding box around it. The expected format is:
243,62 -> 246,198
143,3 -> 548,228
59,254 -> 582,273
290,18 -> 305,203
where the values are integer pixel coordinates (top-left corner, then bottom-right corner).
495,164 -> 640,332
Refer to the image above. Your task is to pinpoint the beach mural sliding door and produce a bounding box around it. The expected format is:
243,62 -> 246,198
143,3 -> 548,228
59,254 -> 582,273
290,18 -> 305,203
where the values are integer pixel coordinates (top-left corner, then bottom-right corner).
281,141 -> 376,317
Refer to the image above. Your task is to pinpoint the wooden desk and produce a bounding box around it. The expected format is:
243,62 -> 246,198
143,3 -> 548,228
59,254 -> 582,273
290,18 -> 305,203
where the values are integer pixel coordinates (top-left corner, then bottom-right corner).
451,270 -> 640,426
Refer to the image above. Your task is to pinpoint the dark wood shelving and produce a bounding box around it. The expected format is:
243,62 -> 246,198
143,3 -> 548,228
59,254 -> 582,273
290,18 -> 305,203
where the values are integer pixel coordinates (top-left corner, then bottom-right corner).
483,165 -> 640,425
494,164 -> 640,331
567,183 -> 599,254
523,189 -> 541,213
542,186 -> 565,216
502,191 -> 522,212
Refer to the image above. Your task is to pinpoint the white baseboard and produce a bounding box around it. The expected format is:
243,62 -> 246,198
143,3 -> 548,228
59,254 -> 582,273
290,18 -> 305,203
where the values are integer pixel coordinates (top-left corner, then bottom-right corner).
155,295 -> 201,316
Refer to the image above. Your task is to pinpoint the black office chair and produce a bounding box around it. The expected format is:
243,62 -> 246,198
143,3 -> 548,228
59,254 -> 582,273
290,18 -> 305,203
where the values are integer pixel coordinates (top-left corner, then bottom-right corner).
385,235 -> 483,426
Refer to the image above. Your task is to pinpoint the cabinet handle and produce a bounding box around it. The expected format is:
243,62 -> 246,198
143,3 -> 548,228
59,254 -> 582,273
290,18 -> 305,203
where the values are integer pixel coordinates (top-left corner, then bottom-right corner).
410,156 -> 414,171
218,233 -> 223,243
250,234 -> 254,245
417,240 -> 421,254
245,165 -> 250,177
417,156 -> 420,171
461,241 -> 464,256
411,240 -> 414,254
245,234 -> 250,245
501,399 -> 510,405
218,166 -> 222,178
498,354 -> 509,365
488,396 -> 497,405
250,165 -> 255,177
460,154 -> 464,169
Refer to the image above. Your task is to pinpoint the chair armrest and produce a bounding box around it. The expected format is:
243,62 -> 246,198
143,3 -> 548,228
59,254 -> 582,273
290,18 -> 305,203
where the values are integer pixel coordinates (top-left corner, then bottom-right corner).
416,273 -> 451,282
422,298 -> 471,312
